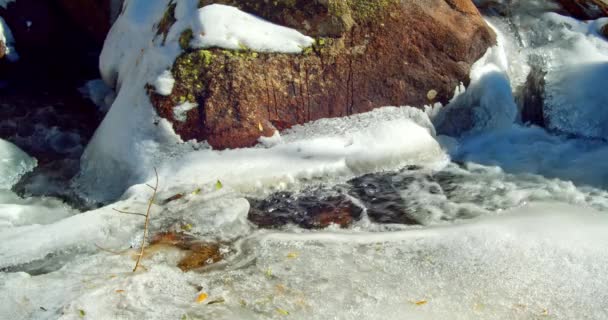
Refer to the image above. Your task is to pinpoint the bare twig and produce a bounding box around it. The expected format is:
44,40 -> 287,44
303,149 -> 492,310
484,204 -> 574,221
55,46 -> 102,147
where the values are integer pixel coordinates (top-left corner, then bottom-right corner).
112,208 -> 147,217
133,168 -> 159,272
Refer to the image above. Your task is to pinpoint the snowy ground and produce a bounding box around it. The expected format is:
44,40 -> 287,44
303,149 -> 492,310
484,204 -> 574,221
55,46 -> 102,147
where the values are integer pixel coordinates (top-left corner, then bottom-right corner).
2,1 -> 608,319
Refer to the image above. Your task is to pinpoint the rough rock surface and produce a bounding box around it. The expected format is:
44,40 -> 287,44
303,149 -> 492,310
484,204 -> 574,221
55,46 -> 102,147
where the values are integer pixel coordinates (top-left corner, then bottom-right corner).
150,0 -> 496,149
0,40 -> 5,60
557,0 -> 608,19
602,22 -> 608,38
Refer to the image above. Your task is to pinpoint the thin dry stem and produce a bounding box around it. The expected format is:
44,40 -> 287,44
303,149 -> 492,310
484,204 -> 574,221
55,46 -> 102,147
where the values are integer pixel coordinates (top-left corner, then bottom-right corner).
112,208 -> 147,217
133,168 -> 159,272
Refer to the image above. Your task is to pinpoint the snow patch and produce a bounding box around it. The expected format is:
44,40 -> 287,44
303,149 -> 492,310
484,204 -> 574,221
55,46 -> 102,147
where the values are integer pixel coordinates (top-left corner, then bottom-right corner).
173,101 -> 197,122
153,70 -> 175,96
186,4 -> 315,53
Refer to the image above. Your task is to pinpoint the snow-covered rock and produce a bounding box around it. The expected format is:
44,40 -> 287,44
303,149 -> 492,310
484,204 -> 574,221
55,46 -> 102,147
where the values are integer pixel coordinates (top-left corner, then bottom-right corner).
79,0 -> 491,202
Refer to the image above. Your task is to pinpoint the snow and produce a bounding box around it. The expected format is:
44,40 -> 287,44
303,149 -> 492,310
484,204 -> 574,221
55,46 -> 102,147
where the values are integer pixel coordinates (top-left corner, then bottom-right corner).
173,101 -> 197,122
0,139 -> 37,190
0,16 -> 19,62
152,70 -> 175,96
186,4 -> 315,53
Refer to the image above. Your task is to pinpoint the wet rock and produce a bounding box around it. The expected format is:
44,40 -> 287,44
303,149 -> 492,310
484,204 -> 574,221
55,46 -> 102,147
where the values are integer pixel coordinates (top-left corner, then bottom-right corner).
602,23 -> 608,38
150,0 -> 496,149
347,171 -> 422,225
556,0 -> 608,19
0,0 -> 104,85
56,0 -> 114,44
150,232 -> 225,272
520,65 -> 547,127
248,192 -> 362,229
0,40 -> 5,59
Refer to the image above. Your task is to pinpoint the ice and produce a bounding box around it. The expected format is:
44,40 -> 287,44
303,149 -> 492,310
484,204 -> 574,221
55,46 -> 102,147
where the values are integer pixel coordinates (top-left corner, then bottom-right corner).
0,139 -> 37,190
2,202 -> 608,319
79,79 -> 116,113
453,124 -> 608,189
0,190 -> 76,229
0,16 -> 19,62
434,21 -> 518,136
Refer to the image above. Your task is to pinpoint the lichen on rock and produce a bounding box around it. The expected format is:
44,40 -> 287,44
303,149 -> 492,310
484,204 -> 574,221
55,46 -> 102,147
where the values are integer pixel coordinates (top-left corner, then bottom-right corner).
149,0 -> 496,149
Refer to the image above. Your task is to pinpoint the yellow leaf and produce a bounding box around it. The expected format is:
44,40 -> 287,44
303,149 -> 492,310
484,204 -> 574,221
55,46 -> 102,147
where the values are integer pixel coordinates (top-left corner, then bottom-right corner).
192,188 -> 201,195
276,308 -> 290,316
196,293 -> 208,303
413,300 -> 428,306
287,252 -> 298,259
265,268 -> 273,278
258,122 -> 264,132
181,224 -> 193,231
79,309 -> 86,317
215,180 -> 223,190
115,290 -> 125,294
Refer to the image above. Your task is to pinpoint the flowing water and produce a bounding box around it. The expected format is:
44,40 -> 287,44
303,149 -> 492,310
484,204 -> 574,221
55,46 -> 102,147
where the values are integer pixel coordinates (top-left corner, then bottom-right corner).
1,4 -> 608,320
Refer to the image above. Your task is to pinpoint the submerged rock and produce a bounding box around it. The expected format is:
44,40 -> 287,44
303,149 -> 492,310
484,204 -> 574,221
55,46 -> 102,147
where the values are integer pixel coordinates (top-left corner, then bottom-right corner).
150,0 -> 496,149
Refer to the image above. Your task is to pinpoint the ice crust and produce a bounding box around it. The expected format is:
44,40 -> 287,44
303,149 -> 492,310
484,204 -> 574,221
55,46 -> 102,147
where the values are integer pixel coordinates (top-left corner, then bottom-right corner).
0,139 -> 37,190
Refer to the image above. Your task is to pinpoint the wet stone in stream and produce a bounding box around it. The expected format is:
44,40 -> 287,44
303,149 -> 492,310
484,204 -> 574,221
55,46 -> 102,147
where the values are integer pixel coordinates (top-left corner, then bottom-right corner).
248,192 -> 363,229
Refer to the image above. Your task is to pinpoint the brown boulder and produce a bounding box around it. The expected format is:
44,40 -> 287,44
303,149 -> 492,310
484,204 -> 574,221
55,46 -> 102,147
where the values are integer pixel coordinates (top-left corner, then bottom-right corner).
150,0 -> 496,149
556,0 -> 608,19
0,40 -> 5,60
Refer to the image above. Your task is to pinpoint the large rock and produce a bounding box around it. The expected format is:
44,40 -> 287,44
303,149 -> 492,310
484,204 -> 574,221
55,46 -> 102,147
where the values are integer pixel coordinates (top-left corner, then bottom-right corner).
150,0 -> 496,149
556,0 -> 608,19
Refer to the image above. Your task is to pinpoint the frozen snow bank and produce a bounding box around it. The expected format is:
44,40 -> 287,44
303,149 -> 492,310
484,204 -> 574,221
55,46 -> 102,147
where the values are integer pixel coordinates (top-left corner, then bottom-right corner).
0,139 -> 36,189
3,202 -> 608,319
0,16 -> 18,62
184,4 -> 314,53
154,116 -> 446,198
